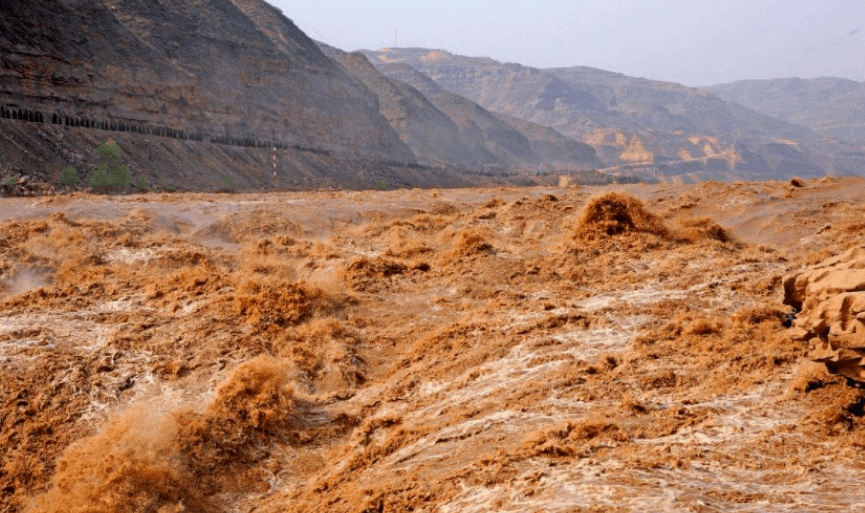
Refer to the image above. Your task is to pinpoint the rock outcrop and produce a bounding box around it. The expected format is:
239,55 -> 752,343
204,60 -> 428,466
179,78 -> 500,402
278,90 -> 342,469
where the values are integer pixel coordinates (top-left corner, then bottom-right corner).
0,175 -> 55,197
784,247 -> 865,382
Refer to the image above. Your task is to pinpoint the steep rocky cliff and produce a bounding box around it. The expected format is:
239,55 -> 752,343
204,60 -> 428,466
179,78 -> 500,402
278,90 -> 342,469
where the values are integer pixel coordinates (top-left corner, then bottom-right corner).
493,112 -> 601,168
0,0 -> 439,190
316,43 -> 477,169
1,0 -> 419,158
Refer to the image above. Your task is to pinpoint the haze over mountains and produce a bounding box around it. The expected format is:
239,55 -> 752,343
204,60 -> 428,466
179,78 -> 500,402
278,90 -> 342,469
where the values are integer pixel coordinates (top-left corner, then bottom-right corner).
318,42 -> 600,173
1,0 -> 864,190
707,78 -> 865,143
362,47 -> 865,180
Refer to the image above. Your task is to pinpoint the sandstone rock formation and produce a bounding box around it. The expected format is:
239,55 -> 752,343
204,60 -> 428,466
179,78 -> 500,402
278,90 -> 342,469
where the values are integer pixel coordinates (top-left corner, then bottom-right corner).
784,247 -> 865,382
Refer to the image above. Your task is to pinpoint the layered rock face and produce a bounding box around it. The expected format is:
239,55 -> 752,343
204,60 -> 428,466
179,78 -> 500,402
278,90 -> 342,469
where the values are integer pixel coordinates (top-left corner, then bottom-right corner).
317,44 -> 476,168
1,0 -> 416,159
492,112 -> 599,168
784,247 -> 865,382
1,0 -> 438,190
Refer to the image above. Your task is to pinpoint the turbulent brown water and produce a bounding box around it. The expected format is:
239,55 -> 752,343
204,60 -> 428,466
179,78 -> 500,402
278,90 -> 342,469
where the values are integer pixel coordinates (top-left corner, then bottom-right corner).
2,178 -> 865,512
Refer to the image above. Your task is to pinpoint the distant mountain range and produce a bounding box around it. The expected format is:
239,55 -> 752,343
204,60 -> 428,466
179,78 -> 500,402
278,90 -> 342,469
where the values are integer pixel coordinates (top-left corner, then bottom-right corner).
362,48 -> 865,180
706,78 -> 865,143
318,43 -> 600,172
1,0 -> 863,189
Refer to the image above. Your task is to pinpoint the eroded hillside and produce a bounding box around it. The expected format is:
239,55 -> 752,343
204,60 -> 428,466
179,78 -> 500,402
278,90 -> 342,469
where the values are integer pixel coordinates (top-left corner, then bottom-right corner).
363,48 -> 865,180
0,0 -> 433,190
708,77 -> 865,143
2,178 -> 865,512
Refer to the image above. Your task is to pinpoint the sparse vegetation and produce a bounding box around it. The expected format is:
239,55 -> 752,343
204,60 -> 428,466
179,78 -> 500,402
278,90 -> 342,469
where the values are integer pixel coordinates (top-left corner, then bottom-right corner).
58,166 -> 79,185
89,139 -> 131,189
158,179 -> 177,192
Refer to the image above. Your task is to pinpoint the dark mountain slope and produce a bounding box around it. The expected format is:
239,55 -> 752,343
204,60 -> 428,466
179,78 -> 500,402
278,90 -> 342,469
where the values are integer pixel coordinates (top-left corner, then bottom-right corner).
0,0 -> 439,190
316,43 -> 488,169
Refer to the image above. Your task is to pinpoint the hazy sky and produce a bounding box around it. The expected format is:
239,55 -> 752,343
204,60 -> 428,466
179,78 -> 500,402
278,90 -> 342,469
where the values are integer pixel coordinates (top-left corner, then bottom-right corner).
268,0 -> 864,87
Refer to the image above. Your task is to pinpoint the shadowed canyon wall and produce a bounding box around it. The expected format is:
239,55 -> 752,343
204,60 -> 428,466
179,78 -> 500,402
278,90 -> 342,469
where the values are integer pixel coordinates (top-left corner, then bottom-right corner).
0,0 -> 455,190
